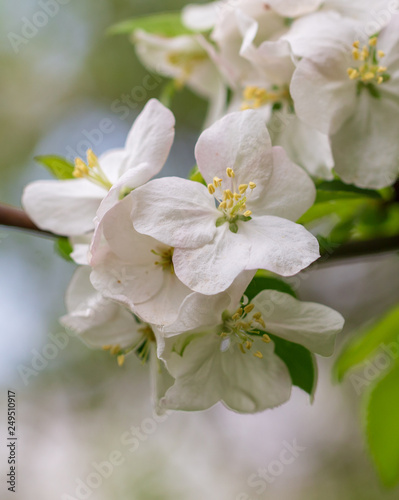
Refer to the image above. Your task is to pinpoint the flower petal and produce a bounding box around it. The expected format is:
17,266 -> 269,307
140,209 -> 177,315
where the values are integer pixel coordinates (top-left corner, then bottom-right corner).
131,177 -> 218,249
22,179 -> 105,236
173,224 -> 250,295
195,109 -> 273,194
161,332 -> 292,413
248,146 -> 317,221
242,216 -> 320,276
122,99 -> 175,177
251,290 -> 345,356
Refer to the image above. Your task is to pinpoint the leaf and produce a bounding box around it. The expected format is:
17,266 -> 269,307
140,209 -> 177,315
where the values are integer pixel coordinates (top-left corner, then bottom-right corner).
244,275 -> 297,302
108,12 -> 192,37
298,198 -> 367,225
188,165 -> 206,185
364,362 -> 399,487
334,304 -> 399,382
269,333 -> 317,397
35,156 -> 75,180
54,237 -> 74,262
316,180 -> 382,200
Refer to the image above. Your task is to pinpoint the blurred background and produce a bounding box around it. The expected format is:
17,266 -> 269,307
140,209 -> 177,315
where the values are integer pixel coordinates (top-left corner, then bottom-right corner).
1,1 -> 399,499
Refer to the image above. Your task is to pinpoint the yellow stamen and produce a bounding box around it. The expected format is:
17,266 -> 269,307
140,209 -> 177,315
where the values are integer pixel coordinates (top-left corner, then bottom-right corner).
262,334 -> 271,343
369,36 -> 378,47
233,192 -> 241,201
249,182 -> 256,190
110,345 -> 121,356
213,177 -> 222,187
245,340 -> 252,350
87,149 -> 99,168
378,50 -> 385,58
117,354 -> 125,367
239,184 -> 248,194
244,210 -> 252,217
253,312 -> 262,320
219,201 -> 227,210
226,168 -> 235,178
362,71 -> 376,81
102,345 -> 112,351
253,351 -> 263,359
244,304 -> 255,314
353,40 -> 360,49
239,343 -> 246,354
208,184 -> 216,195
377,66 -> 387,73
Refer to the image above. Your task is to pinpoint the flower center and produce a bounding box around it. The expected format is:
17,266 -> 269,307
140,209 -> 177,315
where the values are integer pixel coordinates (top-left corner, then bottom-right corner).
151,247 -> 175,273
220,304 -> 271,359
103,323 -> 156,367
167,49 -> 208,89
73,149 -> 112,190
241,85 -> 292,112
347,36 -> 390,97
208,168 -> 256,233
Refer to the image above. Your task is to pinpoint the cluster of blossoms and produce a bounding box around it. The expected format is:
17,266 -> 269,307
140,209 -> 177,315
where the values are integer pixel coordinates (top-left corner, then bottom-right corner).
134,0 -> 399,188
26,0 -> 399,414
22,99 -> 345,413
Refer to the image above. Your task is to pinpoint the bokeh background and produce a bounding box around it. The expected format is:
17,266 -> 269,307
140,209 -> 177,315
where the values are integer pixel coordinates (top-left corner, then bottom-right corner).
1,1 -> 399,499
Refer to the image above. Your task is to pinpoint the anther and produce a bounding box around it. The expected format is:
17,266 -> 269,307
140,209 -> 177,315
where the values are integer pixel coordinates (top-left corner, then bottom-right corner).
249,182 -> 256,190
117,354 -> 125,367
244,210 -> 252,217
253,351 -> 263,359
208,184 -> 216,195
226,168 -> 235,178
239,184 -> 248,194
262,334 -> 271,343
244,304 -> 255,314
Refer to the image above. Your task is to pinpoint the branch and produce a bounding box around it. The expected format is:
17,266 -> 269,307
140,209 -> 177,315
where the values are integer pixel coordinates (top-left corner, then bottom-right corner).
0,203 -> 54,237
1,202 -> 399,263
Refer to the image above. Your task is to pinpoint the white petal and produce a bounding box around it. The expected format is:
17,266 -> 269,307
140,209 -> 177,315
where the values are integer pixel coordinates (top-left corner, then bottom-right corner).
60,266 -> 140,349
98,149 -> 127,185
274,115 -> 334,179
332,93 -> 399,189
291,50 -> 357,135
131,177 -> 218,249
22,179 -> 105,236
122,99 -> 175,177
161,333 -> 292,413
251,290 -> 345,356
195,109 -> 273,194
268,0 -> 322,17
248,146 -> 316,221
70,235 -> 92,265
173,224 -> 250,295
242,216 -> 320,276
150,350 -> 175,416
182,2 -> 220,31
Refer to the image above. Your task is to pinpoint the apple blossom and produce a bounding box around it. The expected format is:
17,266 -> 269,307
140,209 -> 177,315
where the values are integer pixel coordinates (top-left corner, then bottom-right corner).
131,109 -> 320,295
60,266 -> 174,411
157,289 -> 344,413
290,13 -> 399,188
90,193 -> 254,328
22,99 -> 175,237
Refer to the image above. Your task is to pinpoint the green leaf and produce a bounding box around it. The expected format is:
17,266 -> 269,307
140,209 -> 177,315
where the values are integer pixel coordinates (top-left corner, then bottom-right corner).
244,275 -> 297,302
108,12 -> 192,37
35,155 -> 75,180
316,180 -> 382,201
298,198 -> 367,225
270,333 -> 317,397
189,165 -> 206,185
364,362 -> 399,487
54,237 -> 74,262
334,304 -> 399,382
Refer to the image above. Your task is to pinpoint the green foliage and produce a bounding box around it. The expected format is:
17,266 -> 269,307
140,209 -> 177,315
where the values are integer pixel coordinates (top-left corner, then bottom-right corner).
334,304 -> 399,382
54,237 -> 74,262
35,156 -> 75,180
365,363 -> 399,487
188,165 -> 206,185
270,334 -> 317,397
315,180 -> 382,203
244,274 -> 297,302
108,12 -> 192,37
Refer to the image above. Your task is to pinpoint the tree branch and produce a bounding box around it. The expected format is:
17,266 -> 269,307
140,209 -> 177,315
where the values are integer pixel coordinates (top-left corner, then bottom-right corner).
1,202 -> 399,263
0,203 -> 53,237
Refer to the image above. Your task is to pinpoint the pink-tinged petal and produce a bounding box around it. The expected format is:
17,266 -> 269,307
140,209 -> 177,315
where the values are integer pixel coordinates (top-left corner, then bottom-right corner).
251,290 -> 344,356
332,93 -> 399,189
291,50 -> 357,135
22,179 -> 105,236
173,224 -> 250,295
242,216 -> 320,276
195,110 -> 273,194
248,146 -> 316,221
122,98 -> 175,176
131,177 -> 218,249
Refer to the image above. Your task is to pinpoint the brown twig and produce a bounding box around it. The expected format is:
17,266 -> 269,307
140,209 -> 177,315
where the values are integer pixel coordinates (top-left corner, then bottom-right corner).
0,203 -> 54,237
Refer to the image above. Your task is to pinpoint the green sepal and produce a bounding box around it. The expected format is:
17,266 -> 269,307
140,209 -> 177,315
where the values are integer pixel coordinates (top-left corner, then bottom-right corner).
229,222 -> 238,233
216,217 -> 227,227
189,166 -> 206,185
54,237 -> 74,262
35,155 -> 75,180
